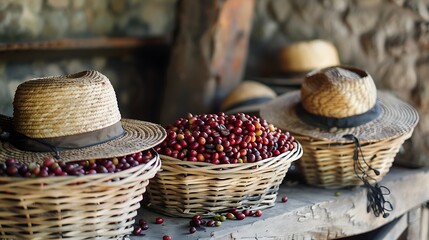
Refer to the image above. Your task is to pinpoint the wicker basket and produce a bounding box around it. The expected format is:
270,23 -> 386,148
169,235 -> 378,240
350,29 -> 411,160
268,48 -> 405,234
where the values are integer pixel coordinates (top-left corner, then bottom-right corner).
294,131 -> 412,189
146,142 -> 303,217
0,152 -> 161,240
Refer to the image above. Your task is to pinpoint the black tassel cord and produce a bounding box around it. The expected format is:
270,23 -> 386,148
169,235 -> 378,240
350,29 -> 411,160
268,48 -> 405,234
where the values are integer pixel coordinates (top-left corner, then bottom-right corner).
343,134 -> 393,218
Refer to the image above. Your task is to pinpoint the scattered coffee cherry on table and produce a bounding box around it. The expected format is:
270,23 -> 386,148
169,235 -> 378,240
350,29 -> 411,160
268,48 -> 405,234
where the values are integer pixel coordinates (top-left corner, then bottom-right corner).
225,212 -> 235,220
133,226 -> 143,236
235,213 -> 246,220
281,196 -> 288,203
0,150 -> 155,177
155,217 -> 165,224
163,235 -> 172,240
188,209 -> 264,234
138,219 -> 149,230
242,209 -> 251,216
155,112 -> 297,164
189,226 -> 197,234
132,218 -> 150,236
206,220 -> 216,227
214,213 -> 227,222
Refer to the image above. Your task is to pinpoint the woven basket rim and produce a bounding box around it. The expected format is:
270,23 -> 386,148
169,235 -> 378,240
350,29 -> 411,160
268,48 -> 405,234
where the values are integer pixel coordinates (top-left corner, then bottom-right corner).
158,141 -> 303,171
0,150 -> 161,183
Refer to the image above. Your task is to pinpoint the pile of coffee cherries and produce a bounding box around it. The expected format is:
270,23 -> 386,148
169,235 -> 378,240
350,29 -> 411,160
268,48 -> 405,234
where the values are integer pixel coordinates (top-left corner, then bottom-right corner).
0,150 -> 155,177
188,208 -> 263,234
155,113 -> 296,164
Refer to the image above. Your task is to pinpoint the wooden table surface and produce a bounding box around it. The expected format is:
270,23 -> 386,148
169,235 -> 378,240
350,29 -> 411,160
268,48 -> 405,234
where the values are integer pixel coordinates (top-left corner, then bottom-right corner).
130,166 -> 429,240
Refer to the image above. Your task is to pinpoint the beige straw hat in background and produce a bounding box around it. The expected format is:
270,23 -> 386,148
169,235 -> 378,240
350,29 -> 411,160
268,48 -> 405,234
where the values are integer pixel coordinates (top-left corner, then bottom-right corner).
279,39 -> 340,74
0,70 -> 166,165
261,66 -> 419,142
256,39 -> 341,95
221,80 -> 276,114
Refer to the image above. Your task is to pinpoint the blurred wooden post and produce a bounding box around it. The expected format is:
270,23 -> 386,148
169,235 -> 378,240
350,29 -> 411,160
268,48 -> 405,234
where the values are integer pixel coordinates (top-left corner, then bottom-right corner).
160,0 -> 255,125
407,207 -> 422,240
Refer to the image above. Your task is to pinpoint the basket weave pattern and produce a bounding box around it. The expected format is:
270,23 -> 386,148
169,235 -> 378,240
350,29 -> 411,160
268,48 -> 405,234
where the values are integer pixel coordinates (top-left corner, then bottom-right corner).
0,153 -> 160,240
295,132 -> 412,188
147,143 -> 303,217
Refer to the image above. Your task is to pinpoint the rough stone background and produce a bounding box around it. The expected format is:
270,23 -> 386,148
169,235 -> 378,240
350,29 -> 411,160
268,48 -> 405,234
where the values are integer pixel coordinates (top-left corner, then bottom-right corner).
0,0 -> 176,121
0,0 -> 428,166
0,0 -> 177,42
0,54 -> 169,121
247,0 -> 429,167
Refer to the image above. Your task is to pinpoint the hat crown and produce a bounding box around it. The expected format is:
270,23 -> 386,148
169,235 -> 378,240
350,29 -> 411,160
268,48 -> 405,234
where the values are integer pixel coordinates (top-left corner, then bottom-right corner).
280,40 -> 340,72
221,81 -> 276,111
13,70 -> 121,138
301,66 -> 377,118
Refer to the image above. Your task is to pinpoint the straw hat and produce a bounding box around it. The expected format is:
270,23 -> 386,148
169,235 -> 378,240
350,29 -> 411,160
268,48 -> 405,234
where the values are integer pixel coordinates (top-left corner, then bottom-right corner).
280,40 -> 340,73
261,66 -> 419,142
0,70 -> 166,165
221,81 -> 276,114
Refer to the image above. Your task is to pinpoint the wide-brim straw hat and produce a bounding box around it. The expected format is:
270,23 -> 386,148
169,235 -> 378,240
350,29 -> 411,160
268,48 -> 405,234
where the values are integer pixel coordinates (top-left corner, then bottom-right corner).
261,66 -> 419,142
279,39 -> 340,74
221,81 -> 276,114
0,70 -> 166,165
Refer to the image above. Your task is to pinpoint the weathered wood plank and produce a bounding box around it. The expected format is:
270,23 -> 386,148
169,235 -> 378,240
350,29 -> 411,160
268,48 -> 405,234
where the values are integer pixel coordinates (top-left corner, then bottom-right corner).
132,167 -> 429,240
421,207 -> 428,240
373,214 -> 407,240
0,37 -> 169,51
160,0 -> 255,125
407,207 -> 422,240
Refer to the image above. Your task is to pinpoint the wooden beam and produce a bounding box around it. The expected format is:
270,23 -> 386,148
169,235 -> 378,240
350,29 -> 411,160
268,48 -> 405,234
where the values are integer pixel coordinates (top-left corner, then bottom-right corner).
0,37 -> 170,52
160,0 -> 255,125
407,207 -> 422,240
421,206 -> 429,240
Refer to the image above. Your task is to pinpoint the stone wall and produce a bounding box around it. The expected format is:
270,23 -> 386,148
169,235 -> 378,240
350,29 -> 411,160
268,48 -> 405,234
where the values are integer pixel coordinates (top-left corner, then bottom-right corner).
0,0 -> 176,42
247,0 -> 429,166
0,0 -> 176,122
0,52 -> 169,121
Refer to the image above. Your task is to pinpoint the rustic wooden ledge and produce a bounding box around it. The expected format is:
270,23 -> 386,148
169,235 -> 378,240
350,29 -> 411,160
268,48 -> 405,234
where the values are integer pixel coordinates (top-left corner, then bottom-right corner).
0,36 -> 170,52
132,166 -> 429,240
